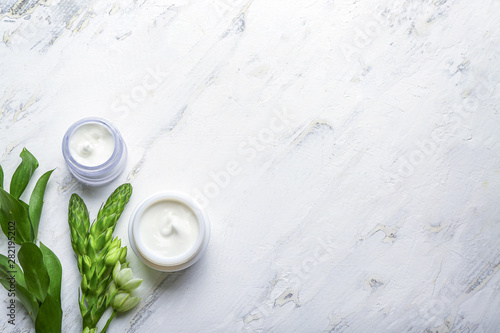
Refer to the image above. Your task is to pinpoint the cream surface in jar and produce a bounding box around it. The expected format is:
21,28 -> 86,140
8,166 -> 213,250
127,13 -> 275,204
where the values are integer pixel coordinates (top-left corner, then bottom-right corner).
138,200 -> 200,259
68,123 -> 115,166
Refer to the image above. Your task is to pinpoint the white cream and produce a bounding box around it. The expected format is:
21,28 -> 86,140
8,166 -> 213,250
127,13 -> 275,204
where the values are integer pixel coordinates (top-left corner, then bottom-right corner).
69,123 -> 115,167
138,200 -> 200,259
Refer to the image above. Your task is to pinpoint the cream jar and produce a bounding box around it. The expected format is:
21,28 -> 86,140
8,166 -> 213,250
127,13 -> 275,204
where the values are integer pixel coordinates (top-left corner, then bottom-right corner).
129,192 -> 210,272
62,118 -> 127,186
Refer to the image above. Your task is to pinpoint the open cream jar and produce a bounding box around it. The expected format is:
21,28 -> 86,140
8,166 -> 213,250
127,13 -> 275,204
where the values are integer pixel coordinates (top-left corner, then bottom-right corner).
62,117 -> 127,185
129,192 -> 210,272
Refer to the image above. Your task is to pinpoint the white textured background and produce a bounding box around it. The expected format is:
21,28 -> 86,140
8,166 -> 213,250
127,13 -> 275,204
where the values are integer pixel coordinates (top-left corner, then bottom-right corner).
1,0 -> 500,332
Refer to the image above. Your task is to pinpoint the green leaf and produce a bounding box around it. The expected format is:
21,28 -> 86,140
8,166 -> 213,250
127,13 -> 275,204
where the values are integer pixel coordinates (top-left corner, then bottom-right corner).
0,187 -> 34,244
0,278 -> 39,322
0,253 -> 26,288
10,148 -> 39,200
0,253 -> 36,321
40,242 -> 62,304
18,243 -> 50,303
19,199 -> 29,211
35,294 -> 62,333
0,165 -> 4,189
28,170 -> 54,242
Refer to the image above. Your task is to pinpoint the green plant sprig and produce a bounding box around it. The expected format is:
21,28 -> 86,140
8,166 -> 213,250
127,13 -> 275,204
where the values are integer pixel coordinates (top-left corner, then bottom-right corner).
0,148 -> 62,333
69,183 -> 142,333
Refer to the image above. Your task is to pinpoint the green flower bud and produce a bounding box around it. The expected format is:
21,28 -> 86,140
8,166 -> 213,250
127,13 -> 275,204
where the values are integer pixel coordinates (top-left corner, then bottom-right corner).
111,292 -> 141,312
113,261 -> 121,281
87,235 -> 96,252
94,230 -> 109,251
111,292 -> 127,310
97,263 -> 106,279
105,228 -> 113,241
71,242 -> 77,254
96,279 -> 108,295
105,248 -> 120,267
87,242 -> 97,261
115,268 -> 133,288
120,278 -> 143,292
77,255 -> 83,273
79,295 -> 87,316
105,213 -> 118,229
97,228 -> 114,250
102,239 -> 113,254
83,255 -> 93,278
89,218 -> 103,237
81,275 -> 88,294
119,247 -> 127,263
70,227 -> 78,243
89,268 -> 99,290
77,239 -> 86,256
110,237 -> 121,250
97,294 -> 107,309
107,281 -> 117,297
104,282 -> 117,308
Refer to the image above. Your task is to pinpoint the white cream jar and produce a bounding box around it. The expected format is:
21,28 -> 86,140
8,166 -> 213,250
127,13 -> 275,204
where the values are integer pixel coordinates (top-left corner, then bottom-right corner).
129,192 -> 210,272
62,118 -> 127,185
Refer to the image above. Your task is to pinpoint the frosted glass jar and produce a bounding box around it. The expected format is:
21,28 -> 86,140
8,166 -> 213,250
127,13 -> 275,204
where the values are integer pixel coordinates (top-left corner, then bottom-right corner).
62,118 -> 127,186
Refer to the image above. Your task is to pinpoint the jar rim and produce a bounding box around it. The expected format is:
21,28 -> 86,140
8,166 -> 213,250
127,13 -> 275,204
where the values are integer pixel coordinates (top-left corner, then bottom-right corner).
129,191 -> 211,271
62,117 -> 121,171
62,117 -> 127,185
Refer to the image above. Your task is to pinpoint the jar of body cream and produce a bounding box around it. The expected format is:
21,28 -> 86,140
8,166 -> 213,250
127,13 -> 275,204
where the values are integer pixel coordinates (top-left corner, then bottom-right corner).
129,192 -> 210,272
62,117 -> 127,186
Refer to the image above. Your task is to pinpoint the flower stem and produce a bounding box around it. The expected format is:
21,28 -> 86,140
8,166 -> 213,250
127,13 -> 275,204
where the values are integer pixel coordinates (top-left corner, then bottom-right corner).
100,311 -> 117,333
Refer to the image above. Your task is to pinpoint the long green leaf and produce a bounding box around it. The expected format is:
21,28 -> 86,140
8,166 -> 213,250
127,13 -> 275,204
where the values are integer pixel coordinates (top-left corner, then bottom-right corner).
0,165 -> 4,189
16,282 -> 40,322
35,294 -> 62,333
18,243 -> 50,303
29,170 -> 54,242
0,187 -> 34,244
0,278 -> 39,321
40,242 -> 62,304
0,253 -> 26,288
10,148 -> 39,200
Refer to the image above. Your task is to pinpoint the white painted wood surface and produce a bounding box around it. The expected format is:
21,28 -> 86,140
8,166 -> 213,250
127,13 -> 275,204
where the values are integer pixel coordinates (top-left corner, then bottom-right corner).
1,0 -> 500,332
